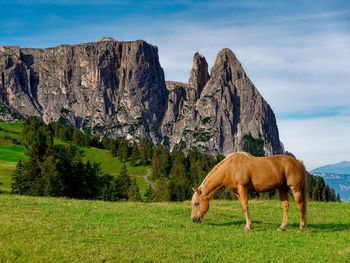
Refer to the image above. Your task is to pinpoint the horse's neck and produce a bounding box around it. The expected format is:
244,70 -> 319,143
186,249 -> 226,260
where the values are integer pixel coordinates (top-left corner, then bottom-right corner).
200,166 -> 226,199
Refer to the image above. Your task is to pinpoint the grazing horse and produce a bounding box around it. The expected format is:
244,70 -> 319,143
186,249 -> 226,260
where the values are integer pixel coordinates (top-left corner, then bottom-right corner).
191,152 -> 307,231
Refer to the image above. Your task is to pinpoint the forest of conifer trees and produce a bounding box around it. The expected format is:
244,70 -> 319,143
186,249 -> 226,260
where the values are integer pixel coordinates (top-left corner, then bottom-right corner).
10,117 -> 341,202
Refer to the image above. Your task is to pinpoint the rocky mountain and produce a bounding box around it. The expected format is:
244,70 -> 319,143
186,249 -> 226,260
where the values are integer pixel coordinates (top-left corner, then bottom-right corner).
0,38 -> 284,156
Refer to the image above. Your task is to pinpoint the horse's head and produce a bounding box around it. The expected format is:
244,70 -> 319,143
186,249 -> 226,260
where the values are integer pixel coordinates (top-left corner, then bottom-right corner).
191,187 -> 209,223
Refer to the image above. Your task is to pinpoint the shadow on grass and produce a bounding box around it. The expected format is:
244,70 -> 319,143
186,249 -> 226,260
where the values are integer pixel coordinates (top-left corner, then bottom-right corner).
1,129 -> 20,135
207,220 -> 262,227
207,221 -> 350,232
290,222 -> 350,231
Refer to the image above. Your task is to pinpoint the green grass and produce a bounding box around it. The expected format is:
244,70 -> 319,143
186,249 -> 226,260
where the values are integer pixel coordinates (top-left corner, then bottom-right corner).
78,146 -> 151,195
0,161 -> 16,193
0,121 -> 23,142
0,195 -> 349,262
79,146 -> 149,177
0,145 -> 26,162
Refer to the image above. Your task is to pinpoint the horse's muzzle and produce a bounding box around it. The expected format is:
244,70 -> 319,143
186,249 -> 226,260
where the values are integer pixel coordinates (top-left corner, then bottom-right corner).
192,216 -> 201,223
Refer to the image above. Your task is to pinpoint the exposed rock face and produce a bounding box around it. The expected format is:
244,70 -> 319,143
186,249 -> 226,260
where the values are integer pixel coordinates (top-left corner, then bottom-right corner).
162,49 -> 283,155
0,39 -> 284,156
189,52 -> 209,99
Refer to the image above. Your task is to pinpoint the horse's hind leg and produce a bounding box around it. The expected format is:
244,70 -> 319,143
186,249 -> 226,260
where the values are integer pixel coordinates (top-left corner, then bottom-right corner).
277,187 -> 289,231
290,187 -> 307,232
237,185 -> 251,231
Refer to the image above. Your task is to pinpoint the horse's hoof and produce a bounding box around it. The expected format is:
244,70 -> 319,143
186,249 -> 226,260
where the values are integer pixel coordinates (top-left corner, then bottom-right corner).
277,227 -> 286,232
297,228 -> 304,232
244,226 -> 251,231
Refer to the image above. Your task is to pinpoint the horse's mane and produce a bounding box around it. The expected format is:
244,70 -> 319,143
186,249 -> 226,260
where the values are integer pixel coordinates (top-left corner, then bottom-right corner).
199,152 -> 251,188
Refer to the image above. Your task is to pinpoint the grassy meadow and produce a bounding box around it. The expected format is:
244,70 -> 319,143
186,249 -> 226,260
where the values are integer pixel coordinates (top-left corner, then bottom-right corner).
1,121 -> 349,262
0,194 -> 349,262
0,121 -> 150,195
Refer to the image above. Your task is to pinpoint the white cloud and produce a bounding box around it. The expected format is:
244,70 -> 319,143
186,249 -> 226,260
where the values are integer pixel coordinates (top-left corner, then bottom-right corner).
278,116 -> 350,170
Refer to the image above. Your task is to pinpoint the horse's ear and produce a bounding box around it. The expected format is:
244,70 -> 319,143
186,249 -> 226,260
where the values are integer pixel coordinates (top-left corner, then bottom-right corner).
192,188 -> 201,195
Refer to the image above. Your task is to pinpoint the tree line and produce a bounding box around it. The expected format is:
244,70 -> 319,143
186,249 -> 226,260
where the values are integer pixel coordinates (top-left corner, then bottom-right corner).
9,117 -> 341,202
11,117 -> 141,201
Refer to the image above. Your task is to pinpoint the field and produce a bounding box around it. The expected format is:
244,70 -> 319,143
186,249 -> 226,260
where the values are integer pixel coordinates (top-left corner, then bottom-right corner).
0,121 -> 150,195
0,194 -> 349,262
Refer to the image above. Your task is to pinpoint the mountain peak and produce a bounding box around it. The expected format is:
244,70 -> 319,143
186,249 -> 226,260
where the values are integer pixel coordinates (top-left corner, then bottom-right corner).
189,52 -> 209,96
214,48 -> 237,64
210,48 -> 246,82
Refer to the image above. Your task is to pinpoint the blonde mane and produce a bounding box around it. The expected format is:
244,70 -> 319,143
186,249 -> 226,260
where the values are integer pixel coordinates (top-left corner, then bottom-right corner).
199,152 -> 251,189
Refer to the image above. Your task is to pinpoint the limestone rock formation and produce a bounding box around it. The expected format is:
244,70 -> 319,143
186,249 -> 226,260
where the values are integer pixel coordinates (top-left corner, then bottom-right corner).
0,39 -> 284,156
162,48 -> 283,155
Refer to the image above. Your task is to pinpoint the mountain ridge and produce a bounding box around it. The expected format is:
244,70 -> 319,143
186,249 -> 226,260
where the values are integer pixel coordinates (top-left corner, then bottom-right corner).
0,38 -> 284,156
311,161 -> 350,174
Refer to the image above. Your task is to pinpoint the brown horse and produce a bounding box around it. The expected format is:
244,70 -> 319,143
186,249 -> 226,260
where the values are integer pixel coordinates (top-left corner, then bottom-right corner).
191,152 -> 307,231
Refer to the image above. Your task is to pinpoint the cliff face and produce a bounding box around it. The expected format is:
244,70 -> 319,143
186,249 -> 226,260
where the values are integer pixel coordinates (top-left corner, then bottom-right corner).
162,49 -> 283,155
0,39 -> 284,156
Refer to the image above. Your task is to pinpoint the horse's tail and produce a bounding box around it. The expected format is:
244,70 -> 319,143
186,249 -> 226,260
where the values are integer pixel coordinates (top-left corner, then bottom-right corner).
298,160 -> 308,222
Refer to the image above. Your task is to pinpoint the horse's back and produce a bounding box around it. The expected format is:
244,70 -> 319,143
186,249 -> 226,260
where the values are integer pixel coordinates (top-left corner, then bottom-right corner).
265,154 -> 305,187
230,153 -> 305,192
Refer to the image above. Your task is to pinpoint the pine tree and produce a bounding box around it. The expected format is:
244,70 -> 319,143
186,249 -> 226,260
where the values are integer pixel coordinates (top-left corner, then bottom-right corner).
109,139 -> 118,157
72,129 -> 80,145
83,133 -> 90,147
151,177 -> 170,202
312,186 -> 319,201
337,194 -> 341,202
41,156 -> 63,197
83,161 -> 102,199
144,185 -> 154,202
117,165 -> 131,199
139,139 -> 152,165
128,178 -> 141,201
102,138 -> 112,150
330,188 -> 336,202
118,140 -> 129,162
101,175 -> 120,201
130,142 -> 139,167
322,188 -> 327,202
151,145 -> 170,180
11,159 -> 26,194
169,153 -> 188,201
240,135 -> 265,157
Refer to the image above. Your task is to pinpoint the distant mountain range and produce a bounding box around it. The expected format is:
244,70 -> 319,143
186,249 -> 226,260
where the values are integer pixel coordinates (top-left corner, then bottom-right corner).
311,161 -> 350,174
311,161 -> 350,202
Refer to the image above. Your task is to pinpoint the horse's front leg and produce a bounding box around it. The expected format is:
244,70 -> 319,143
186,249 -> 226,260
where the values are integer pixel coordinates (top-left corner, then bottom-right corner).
237,185 -> 251,231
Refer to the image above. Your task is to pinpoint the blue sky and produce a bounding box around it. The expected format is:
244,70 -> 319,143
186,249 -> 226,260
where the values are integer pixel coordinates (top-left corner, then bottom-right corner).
1,0 -> 349,169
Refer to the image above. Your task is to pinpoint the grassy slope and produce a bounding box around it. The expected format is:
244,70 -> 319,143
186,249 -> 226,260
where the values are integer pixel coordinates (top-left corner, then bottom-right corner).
0,195 -> 349,262
0,161 -> 16,193
0,122 -> 150,194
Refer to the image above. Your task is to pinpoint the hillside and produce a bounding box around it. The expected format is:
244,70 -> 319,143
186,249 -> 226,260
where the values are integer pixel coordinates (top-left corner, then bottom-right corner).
0,194 -> 349,262
0,121 -> 150,194
0,39 -> 283,156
